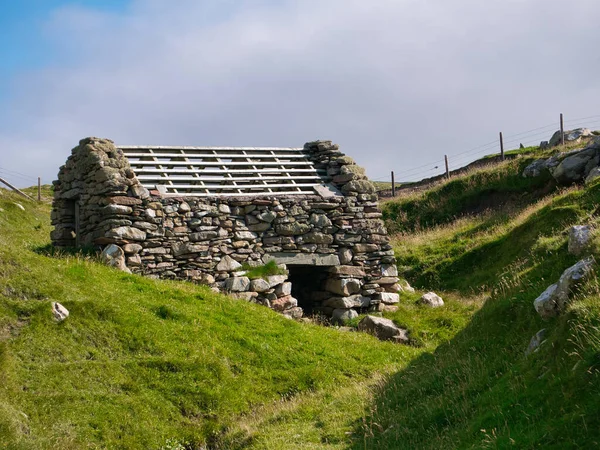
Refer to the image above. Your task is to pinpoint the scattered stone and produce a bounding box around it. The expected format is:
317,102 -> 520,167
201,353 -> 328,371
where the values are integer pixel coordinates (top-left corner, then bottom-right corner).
14,203 -> 25,211
525,329 -> 547,356
418,292 -> 444,308
101,244 -> 131,273
534,256 -> 596,319
357,315 -> 409,343
551,147 -> 599,184
52,302 -> 69,322
568,225 -> 593,256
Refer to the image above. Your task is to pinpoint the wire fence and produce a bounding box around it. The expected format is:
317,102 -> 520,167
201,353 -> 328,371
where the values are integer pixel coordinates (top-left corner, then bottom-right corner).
373,113 -> 600,186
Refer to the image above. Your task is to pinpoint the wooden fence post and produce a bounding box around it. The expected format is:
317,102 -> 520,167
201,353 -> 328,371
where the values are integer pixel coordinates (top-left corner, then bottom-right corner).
38,177 -> 41,201
0,176 -> 35,201
560,113 -> 565,146
444,155 -> 450,179
499,132 -> 505,160
391,171 -> 395,197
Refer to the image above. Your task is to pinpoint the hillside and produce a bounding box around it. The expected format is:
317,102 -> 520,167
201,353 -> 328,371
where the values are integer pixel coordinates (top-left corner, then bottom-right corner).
1,137 -> 600,448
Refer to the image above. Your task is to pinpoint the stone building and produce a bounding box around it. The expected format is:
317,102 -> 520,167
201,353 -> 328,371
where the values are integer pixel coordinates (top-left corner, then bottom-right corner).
51,137 -> 400,320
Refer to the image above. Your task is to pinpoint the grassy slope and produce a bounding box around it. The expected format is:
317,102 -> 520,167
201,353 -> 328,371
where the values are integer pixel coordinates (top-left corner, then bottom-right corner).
0,189 -> 476,449
360,148 -> 600,448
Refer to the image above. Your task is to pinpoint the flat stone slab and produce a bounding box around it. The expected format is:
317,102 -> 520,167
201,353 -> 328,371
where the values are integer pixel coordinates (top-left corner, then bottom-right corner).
263,253 -> 340,266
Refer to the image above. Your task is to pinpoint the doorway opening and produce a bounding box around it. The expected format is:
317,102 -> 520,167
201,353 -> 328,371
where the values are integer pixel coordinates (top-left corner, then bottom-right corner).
287,265 -> 330,315
65,199 -> 81,247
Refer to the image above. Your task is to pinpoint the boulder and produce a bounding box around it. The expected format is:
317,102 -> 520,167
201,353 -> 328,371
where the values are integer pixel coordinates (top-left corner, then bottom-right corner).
331,308 -> 358,324
533,256 -> 596,319
282,307 -> 304,319
548,128 -> 593,147
52,302 -> 69,322
357,315 -> 409,343
568,225 -> 593,256
101,244 -> 131,273
419,292 -> 444,308
525,329 -> 547,356
585,167 -> 600,184
550,147 -> 599,184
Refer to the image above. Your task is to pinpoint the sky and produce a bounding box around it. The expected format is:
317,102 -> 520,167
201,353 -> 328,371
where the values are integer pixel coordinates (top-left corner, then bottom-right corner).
1,0 -> 600,187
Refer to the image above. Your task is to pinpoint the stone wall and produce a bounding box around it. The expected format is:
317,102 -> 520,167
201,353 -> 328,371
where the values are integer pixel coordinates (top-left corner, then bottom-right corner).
51,138 -> 400,319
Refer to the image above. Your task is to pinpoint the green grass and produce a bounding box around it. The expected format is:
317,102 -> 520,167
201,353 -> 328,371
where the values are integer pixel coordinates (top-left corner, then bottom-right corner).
0,188 -> 476,449
3,141 -> 600,449
241,261 -> 287,280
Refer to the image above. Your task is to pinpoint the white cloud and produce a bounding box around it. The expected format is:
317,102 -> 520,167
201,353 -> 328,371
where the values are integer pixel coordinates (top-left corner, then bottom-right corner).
1,0 -> 599,186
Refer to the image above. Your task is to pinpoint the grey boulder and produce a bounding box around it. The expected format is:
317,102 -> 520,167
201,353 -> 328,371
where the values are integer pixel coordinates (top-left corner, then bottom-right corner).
568,225 -> 593,256
357,315 -> 409,343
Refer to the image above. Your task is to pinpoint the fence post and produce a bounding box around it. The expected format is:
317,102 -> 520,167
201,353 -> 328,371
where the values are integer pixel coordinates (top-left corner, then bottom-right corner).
391,171 -> 395,197
444,155 -> 450,179
38,177 -> 41,201
560,113 -> 565,146
0,176 -> 35,201
499,132 -> 505,160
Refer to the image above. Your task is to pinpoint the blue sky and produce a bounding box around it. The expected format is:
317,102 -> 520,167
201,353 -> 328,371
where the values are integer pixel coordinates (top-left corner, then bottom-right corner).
0,0 -> 599,187
0,1 -> 129,101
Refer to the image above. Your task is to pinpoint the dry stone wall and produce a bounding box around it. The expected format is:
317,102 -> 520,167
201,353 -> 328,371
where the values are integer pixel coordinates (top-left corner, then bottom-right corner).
52,138 -> 400,319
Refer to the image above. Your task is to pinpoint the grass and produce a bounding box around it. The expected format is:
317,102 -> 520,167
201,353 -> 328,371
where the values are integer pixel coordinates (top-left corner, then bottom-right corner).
241,261 -> 287,280
0,188 -> 475,449
3,138 -> 600,449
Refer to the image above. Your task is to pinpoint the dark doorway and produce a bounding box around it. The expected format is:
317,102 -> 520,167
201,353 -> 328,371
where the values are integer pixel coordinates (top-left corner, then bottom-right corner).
65,199 -> 81,247
287,265 -> 329,315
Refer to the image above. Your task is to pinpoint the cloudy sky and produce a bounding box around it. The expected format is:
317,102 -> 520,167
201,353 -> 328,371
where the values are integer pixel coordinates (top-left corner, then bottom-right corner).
1,0 -> 599,187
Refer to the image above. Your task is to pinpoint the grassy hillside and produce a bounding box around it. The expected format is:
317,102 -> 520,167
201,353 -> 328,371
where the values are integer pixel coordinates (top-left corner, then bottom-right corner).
0,188 -> 475,449
364,146 -> 600,448
2,139 -> 600,449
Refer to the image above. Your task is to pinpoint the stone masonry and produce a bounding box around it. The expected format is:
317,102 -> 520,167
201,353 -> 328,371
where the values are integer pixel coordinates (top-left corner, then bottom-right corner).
51,138 -> 400,319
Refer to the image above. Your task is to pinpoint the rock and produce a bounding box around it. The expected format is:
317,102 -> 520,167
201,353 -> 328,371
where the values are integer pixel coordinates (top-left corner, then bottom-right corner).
218,204 -> 231,214
300,231 -> 334,245
328,265 -> 366,277
250,278 -> 271,293
271,295 -> 298,311
341,180 -> 376,194
534,256 -> 596,319
525,329 -> 547,356
275,282 -> 292,297
522,157 -> 561,178
381,264 -> 398,277
310,213 -> 332,228
224,276 -> 251,292
586,167 -> 600,184
263,253 -> 340,266
377,292 -> 400,304
568,225 -> 592,256
325,278 -> 362,296
123,243 -> 143,254
234,231 -> 258,241
178,202 -> 191,213
331,308 -> 358,324
172,242 -> 208,257
540,141 -> 549,149
106,226 -> 146,242
102,204 -> 132,215
339,248 -> 353,264
14,203 -> 25,211
52,302 -> 69,322
275,222 -> 311,236
232,292 -> 258,301
551,147 -> 599,184
266,275 -> 288,288
101,244 -> 131,273
257,211 -> 276,223
549,128 -> 593,147
357,315 -> 409,343
282,307 -> 303,319
216,255 -> 243,272
419,292 -> 444,308
323,295 -> 371,309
